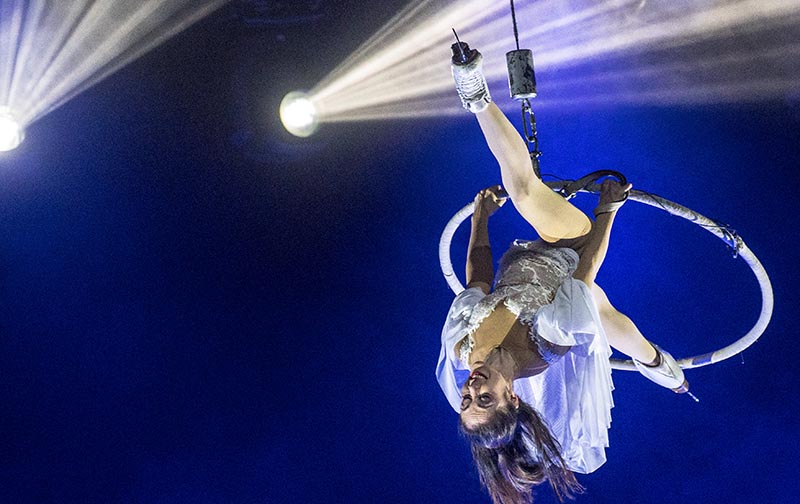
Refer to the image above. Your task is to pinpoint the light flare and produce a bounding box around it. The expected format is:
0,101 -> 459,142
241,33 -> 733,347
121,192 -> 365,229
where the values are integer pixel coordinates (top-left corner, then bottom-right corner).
280,91 -> 320,138
0,107 -> 23,151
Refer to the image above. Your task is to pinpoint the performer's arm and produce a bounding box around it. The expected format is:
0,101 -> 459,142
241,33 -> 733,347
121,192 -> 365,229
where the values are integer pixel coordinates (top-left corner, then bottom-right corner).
466,187 -> 505,294
573,180 -> 631,287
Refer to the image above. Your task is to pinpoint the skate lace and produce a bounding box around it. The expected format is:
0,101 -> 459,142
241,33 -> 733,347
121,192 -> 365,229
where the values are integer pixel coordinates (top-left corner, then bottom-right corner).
454,67 -> 488,104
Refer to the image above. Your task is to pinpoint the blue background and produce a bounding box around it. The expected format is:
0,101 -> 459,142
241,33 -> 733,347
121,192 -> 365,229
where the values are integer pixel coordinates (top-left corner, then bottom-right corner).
1,3 -> 799,503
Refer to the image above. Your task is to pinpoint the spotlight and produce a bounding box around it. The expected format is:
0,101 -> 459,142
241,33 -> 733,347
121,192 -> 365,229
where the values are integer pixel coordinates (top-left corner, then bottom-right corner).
280,91 -> 319,137
0,109 -> 24,152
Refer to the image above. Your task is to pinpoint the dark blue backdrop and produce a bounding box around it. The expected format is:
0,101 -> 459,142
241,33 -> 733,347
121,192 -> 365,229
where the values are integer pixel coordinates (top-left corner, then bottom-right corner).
2,3 -> 799,503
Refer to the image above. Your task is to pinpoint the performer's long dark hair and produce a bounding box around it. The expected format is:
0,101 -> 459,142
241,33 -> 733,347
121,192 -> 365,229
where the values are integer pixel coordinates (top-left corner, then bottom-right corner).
460,399 -> 583,504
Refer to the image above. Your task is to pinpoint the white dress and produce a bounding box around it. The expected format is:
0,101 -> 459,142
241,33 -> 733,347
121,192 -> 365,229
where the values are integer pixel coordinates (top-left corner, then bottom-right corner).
435,240 -> 614,474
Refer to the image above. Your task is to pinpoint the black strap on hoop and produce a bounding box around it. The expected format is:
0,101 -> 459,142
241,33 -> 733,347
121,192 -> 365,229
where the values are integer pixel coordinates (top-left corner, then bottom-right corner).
557,170 -> 629,199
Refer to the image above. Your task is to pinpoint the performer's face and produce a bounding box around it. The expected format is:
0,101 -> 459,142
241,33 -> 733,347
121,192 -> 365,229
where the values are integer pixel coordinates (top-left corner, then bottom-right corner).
459,366 -> 518,429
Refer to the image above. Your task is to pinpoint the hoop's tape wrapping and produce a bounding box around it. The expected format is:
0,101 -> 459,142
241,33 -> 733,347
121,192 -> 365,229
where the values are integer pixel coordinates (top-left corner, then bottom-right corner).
439,184 -> 773,371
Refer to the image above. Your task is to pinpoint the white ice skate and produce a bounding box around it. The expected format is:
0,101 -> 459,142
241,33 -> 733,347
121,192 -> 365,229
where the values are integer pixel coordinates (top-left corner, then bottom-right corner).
451,41 -> 491,113
634,344 -> 689,394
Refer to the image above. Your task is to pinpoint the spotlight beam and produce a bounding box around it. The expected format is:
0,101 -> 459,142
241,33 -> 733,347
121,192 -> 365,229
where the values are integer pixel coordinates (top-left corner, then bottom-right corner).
0,0 -> 230,144
7,2 -> 91,110
299,0 -> 800,126
30,1 -> 229,126
311,0 -> 507,103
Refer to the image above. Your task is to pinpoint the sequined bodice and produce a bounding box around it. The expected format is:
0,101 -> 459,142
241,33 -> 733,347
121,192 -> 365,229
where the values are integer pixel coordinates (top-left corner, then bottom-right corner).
459,241 -> 579,364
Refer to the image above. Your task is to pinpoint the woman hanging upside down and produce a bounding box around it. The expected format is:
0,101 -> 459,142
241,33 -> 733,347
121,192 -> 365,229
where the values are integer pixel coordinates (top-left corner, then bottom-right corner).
436,42 -> 689,504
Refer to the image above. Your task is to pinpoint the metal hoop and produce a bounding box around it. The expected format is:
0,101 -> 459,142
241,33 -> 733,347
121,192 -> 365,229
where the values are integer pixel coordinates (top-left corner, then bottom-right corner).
438,182 -> 773,371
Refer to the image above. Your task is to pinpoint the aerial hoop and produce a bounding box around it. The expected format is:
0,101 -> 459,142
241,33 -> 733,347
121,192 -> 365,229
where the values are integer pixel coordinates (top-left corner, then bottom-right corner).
438,180 -> 774,371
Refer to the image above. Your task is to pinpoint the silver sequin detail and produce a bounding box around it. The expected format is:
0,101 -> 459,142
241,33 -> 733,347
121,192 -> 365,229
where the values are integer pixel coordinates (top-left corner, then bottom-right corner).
459,240 -> 578,366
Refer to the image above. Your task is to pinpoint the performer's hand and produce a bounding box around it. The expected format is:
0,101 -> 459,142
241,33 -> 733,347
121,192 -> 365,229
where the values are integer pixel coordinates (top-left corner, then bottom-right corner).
474,185 -> 507,218
598,179 -> 631,208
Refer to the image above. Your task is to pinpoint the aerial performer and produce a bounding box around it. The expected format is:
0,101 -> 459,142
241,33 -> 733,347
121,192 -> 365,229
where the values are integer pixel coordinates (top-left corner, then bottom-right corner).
435,41 -> 690,504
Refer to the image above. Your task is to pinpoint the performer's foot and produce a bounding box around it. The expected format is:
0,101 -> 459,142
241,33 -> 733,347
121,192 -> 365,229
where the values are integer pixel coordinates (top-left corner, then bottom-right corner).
634,343 -> 689,393
450,41 -> 491,113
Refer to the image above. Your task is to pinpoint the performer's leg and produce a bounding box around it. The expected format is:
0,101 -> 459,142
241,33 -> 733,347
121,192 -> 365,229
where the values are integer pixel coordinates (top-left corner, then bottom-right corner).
593,284 -> 690,392
591,284 -> 657,363
475,103 -> 591,242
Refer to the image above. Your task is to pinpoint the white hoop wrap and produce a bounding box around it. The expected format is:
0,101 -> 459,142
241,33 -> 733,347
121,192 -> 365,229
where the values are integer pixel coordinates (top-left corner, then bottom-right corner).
438,183 -> 773,371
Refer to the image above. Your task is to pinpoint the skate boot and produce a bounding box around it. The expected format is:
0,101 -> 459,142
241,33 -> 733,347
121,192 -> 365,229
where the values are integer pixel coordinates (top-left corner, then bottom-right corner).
633,343 -> 689,394
451,41 -> 491,113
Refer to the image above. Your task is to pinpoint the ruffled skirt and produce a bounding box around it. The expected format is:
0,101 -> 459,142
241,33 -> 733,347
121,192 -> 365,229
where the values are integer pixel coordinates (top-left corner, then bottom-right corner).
504,241 -> 615,474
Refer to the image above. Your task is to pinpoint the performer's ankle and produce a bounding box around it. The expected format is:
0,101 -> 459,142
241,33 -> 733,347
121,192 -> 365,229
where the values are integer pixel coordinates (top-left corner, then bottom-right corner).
643,346 -> 661,367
